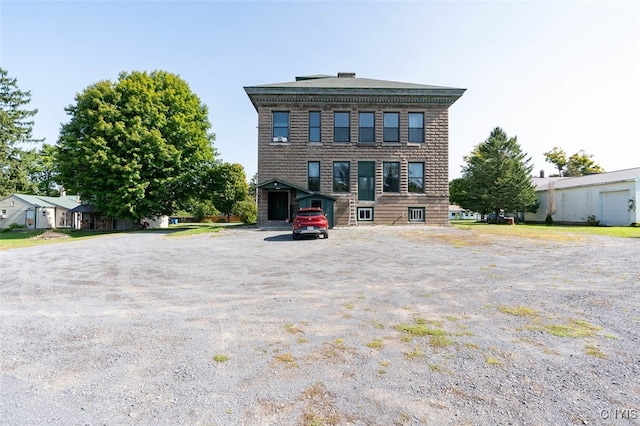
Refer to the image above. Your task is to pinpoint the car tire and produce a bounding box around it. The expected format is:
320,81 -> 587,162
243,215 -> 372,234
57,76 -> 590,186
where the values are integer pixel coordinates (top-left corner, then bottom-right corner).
323,232 -> 329,239
292,232 -> 299,240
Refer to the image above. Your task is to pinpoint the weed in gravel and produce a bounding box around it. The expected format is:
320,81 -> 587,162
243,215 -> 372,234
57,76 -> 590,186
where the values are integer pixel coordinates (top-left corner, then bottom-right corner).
379,360 -> 390,368
273,352 -> 297,367
529,318 -> 602,338
404,347 -> 426,359
213,354 -> 229,363
498,305 -> 538,317
370,320 -> 385,329
429,334 -> 454,348
297,337 -> 308,344
485,355 -> 502,366
285,324 -> 304,334
365,339 -> 384,349
585,344 -> 607,359
298,382 -> 353,426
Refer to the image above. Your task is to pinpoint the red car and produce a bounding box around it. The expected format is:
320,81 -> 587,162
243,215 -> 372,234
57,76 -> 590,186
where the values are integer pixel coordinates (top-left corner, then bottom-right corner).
292,207 -> 329,239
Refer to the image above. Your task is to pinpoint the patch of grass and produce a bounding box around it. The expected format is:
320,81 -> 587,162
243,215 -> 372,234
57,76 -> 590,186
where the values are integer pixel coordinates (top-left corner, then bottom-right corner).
273,352 -> 297,367
529,318 -> 602,338
0,228 -> 119,250
342,302 -> 354,309
284,324 -> 304,334
404,347 -> 426,359
429,334 -> 454,348
365,339 -> 384,349
395,318 -> 447,337
498,305 -> 538,317
213,354 -> 229,363
429,363 -> 443,372
379,360 -> 390,368
370,320 -> 385,329
485,355 -> 502,366
585,344 -> 607,359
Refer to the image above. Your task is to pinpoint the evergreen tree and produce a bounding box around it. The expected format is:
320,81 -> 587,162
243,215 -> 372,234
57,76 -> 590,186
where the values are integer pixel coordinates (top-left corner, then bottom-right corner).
0,68 -> 42,196
459,127 -> 538,218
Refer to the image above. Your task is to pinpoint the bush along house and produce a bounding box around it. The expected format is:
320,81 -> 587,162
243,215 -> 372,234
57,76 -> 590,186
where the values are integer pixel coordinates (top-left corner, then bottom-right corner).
244,72 -> 465,228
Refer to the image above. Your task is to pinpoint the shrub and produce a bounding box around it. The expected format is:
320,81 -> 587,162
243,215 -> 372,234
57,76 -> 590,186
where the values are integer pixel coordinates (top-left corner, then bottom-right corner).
0,223 -> 28,233
232,200 -> 257,224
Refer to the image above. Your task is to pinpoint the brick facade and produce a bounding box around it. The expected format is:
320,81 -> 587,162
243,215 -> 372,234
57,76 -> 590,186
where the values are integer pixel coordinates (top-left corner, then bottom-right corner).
245,74 -> 465,227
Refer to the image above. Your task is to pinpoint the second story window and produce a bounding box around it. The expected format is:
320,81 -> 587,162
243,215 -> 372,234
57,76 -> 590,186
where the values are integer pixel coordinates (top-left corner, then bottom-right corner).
383,112 -> 399,142
358,112 -> 375,143
383,161 -> 399,192
273,111 -> 289,141
308,161 -> 320,191
408,112 -> 424,143
309,111 -> 321,142
334,112 -> 350,142
333,161 -> 350,192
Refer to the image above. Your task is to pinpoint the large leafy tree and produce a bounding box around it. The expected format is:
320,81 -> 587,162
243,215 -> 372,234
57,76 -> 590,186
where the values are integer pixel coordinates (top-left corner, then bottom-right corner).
208,163 -> 248,222
0,67 -> 42,197
457,127 -> 538,217
543,146 -> 567,177
56,70 -> 216,222
543,147 -> 603,177
565,150 -> 604,176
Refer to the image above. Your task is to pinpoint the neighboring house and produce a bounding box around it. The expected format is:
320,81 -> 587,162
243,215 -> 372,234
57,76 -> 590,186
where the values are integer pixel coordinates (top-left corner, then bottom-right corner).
525,167 -> 640,226
244,72 -> 466,228
69,203 -> 169,230
0,194 -> 81,229
448,204 -> 481,221
0,194 -> 169,230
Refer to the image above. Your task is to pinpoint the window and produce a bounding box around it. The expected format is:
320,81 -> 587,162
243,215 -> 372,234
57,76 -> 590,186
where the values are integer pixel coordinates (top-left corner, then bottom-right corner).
383,112 -> 399,142
333,161 -> 350,192
308,161 -> 320,191
409,207 -> 425,222
358,207 -> 373,221
383,162 -> 399,192
408,112 -> 424,143
272,111 -> 289,140
309,111 -> 321,142
408,162 -> 424,193
358,112 -> 375,143
334,112 -> 350,142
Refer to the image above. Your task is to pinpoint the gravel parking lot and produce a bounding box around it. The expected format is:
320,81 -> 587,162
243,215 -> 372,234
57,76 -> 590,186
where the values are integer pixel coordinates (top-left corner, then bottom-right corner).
1,225 -> 639,425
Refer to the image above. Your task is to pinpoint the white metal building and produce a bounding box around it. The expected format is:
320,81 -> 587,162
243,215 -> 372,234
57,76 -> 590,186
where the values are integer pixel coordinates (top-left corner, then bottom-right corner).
525,167 -> 640,226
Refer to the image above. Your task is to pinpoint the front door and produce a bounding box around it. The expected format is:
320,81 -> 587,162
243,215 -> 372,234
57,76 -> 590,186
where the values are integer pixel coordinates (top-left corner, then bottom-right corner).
268,191 -> 289,220
358,161 -> 375,201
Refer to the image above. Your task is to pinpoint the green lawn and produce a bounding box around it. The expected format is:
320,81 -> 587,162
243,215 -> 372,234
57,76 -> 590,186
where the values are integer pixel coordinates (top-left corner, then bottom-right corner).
0,222 -> 246,250
450,220 -> 640,238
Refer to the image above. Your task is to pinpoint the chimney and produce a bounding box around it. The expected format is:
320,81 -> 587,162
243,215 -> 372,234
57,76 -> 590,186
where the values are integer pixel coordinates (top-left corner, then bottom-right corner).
337,72 -> 355,78
540,170 -> 545,178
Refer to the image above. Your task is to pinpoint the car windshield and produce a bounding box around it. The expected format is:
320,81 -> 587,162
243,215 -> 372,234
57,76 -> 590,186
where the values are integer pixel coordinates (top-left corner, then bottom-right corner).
297,211 -> 322,217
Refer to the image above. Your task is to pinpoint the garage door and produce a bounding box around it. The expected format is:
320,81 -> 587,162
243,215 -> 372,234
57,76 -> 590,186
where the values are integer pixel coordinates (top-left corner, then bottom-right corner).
601,191 -> 629,226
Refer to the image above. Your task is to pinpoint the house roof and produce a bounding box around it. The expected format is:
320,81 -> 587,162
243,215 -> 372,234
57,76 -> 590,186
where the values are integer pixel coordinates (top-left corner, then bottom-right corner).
257,178 -> 312,193
534,167 -> 640,191
9,194 -> 81,209
244,72 -> 466,110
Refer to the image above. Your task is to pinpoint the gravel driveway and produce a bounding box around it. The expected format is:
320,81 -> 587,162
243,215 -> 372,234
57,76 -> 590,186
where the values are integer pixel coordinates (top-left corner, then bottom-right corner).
1,226 -> 639,425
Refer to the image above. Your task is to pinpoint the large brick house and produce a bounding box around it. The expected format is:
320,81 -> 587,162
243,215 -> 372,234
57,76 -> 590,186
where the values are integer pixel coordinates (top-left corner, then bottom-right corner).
244,72 -> 465,228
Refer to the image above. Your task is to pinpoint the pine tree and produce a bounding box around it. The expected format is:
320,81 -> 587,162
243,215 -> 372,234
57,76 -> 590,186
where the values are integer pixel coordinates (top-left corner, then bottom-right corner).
0,68 -> 42,196
459,127 -> 539,218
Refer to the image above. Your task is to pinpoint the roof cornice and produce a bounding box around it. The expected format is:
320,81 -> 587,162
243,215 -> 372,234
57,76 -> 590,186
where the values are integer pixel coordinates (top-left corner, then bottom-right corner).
244,89 -> 466,110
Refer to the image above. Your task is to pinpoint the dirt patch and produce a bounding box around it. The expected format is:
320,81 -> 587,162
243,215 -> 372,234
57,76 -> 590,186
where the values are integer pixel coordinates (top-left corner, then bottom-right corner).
29,230 -> 71,240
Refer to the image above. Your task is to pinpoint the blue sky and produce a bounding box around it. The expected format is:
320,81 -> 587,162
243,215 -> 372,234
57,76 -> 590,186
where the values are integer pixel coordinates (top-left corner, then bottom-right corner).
1,0 -> 638,180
